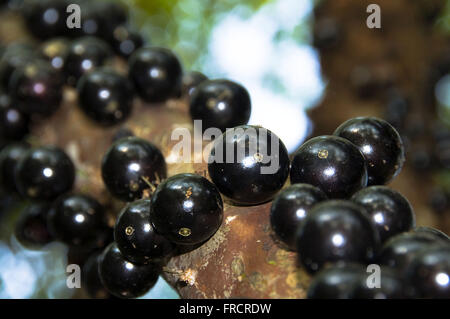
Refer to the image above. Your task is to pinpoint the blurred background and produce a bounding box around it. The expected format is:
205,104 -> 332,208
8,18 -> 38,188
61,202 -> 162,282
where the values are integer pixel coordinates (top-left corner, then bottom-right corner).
0,0 -> 449,298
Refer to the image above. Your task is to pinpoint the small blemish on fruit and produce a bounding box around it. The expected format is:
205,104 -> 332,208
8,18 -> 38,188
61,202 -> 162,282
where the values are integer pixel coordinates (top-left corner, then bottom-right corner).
129,181 -> 139,191
185,187 -> 192,199
27,187 -> 37,197
318,149 -> 328,159
179,227 -> 191,237
253,152 -> 263,163
125,226 -> 134,236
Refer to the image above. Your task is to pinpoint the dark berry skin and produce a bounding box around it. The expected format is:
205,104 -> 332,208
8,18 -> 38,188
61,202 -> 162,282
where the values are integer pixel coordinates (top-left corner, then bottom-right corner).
22,0 -> 69,40
93,1 -> 128,37
14,146 -> 75,200
101,137 -> 167,202
150,173 -> 223,245
47,194 -> 107,247
334,117 -> 405,186
72,1 -> 128,38
296,200 -> 379,273
15,201 -> 53,248
82,252 -> 113,299
64,37 -> 113,86
115,199 -> 174,264
290,135 -> 368,199
189,79 -> 251,132
0,93 -> 29,141
128,47 -> 183,103
377,232 -> 441,274
270,183 -> 327,250
414,226 -> 450,242
405,245 -> 450,299
9,60 -> 64,116
111,127 -> 134,143
77,68 -> 134,126
0,43 -> 38,90
110,25 -> 144,59
98,242 -> 159,299
71,1 -> 103,38
208,125 -> 290,205
351,186 -> 415,243
0,143 -> 29,193
307,263 -> 366,299
40,37 -> 70,72
181,71 -> 208,97
350,267 -> 406,299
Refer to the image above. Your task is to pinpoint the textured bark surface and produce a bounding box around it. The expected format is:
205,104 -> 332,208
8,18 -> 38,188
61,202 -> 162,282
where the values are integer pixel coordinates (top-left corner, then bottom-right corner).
3,0 -> 448,299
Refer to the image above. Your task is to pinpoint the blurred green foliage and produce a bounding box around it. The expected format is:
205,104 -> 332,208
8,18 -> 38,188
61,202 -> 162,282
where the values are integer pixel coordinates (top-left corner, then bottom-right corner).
130,0 -> 273,70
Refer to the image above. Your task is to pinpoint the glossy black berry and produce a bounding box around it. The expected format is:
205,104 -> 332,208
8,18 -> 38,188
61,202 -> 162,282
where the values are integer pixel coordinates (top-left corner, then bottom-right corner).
405,245 -> 450,298
378,232 -> 442,273
82,252 -> 113,299
77,68 -> 134,125
350,267 -> 406,299
181,71 -> 208,97
64,37 -> 113,86
47,194 -> 107,247
0,93 -> 29,140
296,200 -> 379,273
98,242 -> 159,299
40,37 -> 70,72
115,199 -> 174,264
351,186 -> 415,242
413,226 -> 450,242
15,201 -> 53,247
128,47 -> 183,103
110,25 -> 144,59
150,173 -> 223,245
290,135 -> 368,199
101,137 -> 167,202
22,0 -> 69,39
14,146 -> 75,200
270,183 -> 327,250
0,43 -> 38,90
189,79 -> 251,132
307,263 -> 366,299
9,60 -> 64,116
0,142 -> 29,193
334,117 -> 405,185
208,125 -> 290,205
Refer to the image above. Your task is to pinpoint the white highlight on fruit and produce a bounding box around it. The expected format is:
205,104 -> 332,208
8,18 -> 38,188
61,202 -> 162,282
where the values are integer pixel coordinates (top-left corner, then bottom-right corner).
74,214 -> 85,223
296,208 -> 306,218
436,272 -> 449,286
324,167 -> 335,177
129,162 -> 140,172
331,233 -> 345,247
43,168 -> 53,178
373,212 -> 385,224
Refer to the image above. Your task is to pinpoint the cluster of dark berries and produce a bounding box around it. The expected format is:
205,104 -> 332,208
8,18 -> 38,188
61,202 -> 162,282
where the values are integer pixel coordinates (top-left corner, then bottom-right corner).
0,0 -> 448,300
0,0 -> 255,299
270,116 -> 450,298
313,1 -> 450,218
